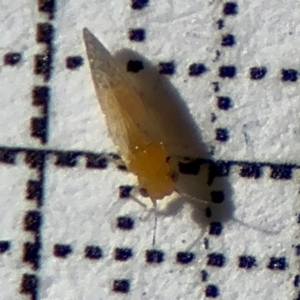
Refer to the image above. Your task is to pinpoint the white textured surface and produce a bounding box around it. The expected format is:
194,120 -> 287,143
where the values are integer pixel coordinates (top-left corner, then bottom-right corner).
0,0 -> 299,299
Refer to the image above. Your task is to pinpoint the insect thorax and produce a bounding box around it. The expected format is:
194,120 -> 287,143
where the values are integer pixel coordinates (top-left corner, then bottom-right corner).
128,142 -> 175,200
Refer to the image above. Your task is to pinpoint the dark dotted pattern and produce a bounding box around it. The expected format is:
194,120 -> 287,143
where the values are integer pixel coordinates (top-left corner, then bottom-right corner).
85,246 -> 103,260
281,69 -> 298,82
217,19 -> 225,29
219,65 -> 236,78
3,52 -> 22,65
239,163 -> 261,178
85,153 -> 107,169
16,19 -> 300,300
0,241 -> 10,253
34,25 -> 54,172
212,82 -> 220,92
210,191 -> 225,203
239,255 -> 257,269
66,56 -> 83,69
17,0 -> 81,299
295,244 -> 300,256
215,128 -> 229,142
217,96 -> 232,110
38,0 -> 56,19
32,86 -> 49,113
113,279 -> 130,293
0,143 -> 296,297
9,1 -> 300,290
55,152 -> 79,167
128,28 -> 146,41
117,217 -> 134,230
115,248 -> 133,261
119,185 -> 134,198
34,54 -> 52,81
33,19 -> 53,146
267,257 -> 288,270
250,67 -> 267,80
188,63 -> 207,76
209,222 -> 223,236
25,151 -> 46,170
26,180 -> 43,206
205,284 -> 219,298
207,253 -> 226,267
213,162 -> 230,176
53,244 -> 72,258
131,0 -> 149,10
31,117 -> 47,144
221,34 -> 235,46
217,2 -> 238,169
158,62 -> 175,75
201,270 -> 208,281
270,164 -> 293,180
20,274 -> 39,297
0,149 -> 17,164
176,252 -> 195,264
23,242 -> 40,270
36,23 -> 54,44
223,2 -> 238,15
146,250 -> 164,263
178,159 -> 201,175
24,211 -> 42,233
294,275 -> 300,287
127,60 -> 144,73
209,162 -> 231,185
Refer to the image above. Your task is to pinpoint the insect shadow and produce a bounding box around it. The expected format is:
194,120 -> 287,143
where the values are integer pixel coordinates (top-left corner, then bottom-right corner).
114,49 -> 234,230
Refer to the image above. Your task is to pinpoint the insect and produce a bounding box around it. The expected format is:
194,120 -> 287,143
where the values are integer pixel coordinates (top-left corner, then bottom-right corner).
83,28 -> 178,202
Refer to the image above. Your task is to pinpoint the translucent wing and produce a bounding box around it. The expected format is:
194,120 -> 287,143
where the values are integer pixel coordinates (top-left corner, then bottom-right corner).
83,28 -> 162,164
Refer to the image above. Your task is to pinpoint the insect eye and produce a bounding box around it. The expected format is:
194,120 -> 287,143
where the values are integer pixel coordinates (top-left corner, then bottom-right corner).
139,187 -> 149,198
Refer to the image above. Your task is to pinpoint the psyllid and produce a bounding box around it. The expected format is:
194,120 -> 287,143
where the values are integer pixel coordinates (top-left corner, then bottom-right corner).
83,28 -> 204,204
82,31 -> 280,240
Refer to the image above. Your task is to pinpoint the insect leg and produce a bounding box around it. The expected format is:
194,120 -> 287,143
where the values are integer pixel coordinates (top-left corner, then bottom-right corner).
151,199 -> 158,246
119,185 -> 148,209
107,152 -> 128,171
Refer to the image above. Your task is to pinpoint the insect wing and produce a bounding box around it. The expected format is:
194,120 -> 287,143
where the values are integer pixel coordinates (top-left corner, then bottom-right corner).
83,28 -> 161,163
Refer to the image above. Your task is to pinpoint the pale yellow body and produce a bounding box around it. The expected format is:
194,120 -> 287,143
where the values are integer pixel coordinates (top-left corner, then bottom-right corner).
83,28 -> 175,200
